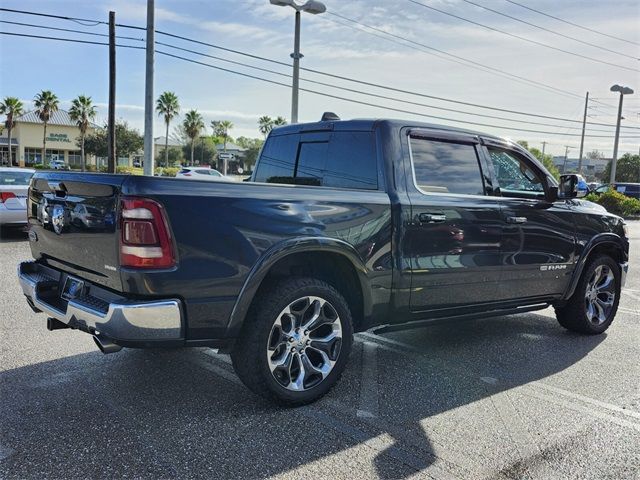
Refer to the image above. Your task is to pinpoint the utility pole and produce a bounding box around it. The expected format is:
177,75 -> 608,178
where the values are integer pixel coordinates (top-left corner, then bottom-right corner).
143,0 -> 155,176
107,11 -> 116,174
562,145 -> 571,173
541,141 -> 547,157
577,91 -> 589,174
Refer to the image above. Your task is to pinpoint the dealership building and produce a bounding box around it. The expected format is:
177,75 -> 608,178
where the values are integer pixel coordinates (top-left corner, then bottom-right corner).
0,109 -> 98,168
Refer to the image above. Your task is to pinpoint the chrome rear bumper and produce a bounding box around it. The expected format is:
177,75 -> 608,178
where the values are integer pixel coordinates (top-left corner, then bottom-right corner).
18,261 -> 183,344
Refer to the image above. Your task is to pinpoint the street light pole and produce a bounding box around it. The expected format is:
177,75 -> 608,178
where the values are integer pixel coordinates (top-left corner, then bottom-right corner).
609,84 -> 634,184
270,0 -> 326,124
291,10 -> 301,124
143,0 -> 155,177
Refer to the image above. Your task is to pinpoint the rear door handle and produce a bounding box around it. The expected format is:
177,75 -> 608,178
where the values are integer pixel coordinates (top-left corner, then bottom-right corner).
419,213 -> 447,223
506,216 -> 527,224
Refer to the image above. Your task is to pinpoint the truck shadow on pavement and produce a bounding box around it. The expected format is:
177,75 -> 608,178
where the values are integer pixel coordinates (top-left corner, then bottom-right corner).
0,312 -> 606,479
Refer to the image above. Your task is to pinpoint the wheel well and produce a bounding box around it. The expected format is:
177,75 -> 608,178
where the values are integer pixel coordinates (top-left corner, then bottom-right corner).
256,251 -> 365,331
586,242 -> 624,265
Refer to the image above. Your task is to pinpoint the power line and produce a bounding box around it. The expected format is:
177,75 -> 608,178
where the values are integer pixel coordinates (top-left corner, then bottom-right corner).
0,20 -> 144,41
0,5 -> 623,124
0,31 -> 144,49
2,10 -> 639,132
326,11 -> 584,101
324,11 -> 624,113
155,40 -> 619,133
504,0 -> 640,47
404,0 -> 638,72
459,0 -> 638,61
3,28 -> 640,140
0,7 -> 105,26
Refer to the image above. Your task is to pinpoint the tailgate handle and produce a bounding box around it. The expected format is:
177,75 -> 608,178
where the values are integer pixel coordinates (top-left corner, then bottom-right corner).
47,181 -> 67,197
506,216 -> 527,224
419,213 -> 447,223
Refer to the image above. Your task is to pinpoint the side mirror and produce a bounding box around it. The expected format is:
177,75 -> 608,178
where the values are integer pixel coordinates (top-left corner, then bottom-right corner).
558,174 -> 587,199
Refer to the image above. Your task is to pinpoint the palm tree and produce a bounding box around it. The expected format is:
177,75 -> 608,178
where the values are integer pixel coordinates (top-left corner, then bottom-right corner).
216,120 -> 233,152
183,110 -> 204,166
33,90 -> 59,166
156,91 -> 180,168
258,115 -> 273,138
273,116 -> 287,127
0,97 -> 24,166
68,95 -> 97,172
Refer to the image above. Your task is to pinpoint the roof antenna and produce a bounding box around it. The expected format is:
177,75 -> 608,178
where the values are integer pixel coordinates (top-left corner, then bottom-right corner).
320,112 -> 340,121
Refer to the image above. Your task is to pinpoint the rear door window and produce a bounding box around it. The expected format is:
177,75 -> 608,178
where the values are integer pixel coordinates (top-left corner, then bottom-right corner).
409,137 -> 485,195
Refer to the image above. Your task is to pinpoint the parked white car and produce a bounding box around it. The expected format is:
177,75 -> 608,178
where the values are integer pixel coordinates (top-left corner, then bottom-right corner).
175,167 -> 233,182
50,159 -> 70,170
0,167 -> 35,227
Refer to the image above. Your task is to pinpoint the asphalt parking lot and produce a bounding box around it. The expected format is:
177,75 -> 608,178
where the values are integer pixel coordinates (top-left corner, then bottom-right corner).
1,223 -> 638,479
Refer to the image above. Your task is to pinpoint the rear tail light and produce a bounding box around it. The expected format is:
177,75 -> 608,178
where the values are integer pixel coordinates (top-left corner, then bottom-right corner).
119,197 -> 176,269
1,192 -> 17,203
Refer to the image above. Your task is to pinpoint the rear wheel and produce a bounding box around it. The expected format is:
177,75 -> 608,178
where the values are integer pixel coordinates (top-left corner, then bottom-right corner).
555,255 -> 620,334
231,277 -> 353,406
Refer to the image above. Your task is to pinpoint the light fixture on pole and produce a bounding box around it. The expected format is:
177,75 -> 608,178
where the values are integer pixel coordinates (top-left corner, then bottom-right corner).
609,84 -> 634,184
270,0 -> 326,124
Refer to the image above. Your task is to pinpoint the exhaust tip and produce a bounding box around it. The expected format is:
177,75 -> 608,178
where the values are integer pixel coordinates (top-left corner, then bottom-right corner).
93,334 -> 123,354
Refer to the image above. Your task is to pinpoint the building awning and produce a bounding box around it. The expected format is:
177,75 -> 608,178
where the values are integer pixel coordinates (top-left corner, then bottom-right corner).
0,138 -> 19,146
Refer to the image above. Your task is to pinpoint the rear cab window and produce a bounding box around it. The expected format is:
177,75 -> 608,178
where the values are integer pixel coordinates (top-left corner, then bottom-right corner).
253,131 -> 378,190
0,171 -> 33,185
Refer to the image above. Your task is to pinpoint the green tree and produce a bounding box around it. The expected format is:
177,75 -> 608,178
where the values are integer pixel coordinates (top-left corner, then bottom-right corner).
33,90 -> 59,165
69,95 -> 97,171
517,140 -> 560,180
603,153 -> 640,183
235,136 -> 264,172
0,97 -> 24,165
84,121 -> 143,160
183,110 -> 205,166
211,120 -> 234,151
156,91 -> 180,168
273,116 -> 287,127
258,115 -> 273,138
182,136 -> 217,167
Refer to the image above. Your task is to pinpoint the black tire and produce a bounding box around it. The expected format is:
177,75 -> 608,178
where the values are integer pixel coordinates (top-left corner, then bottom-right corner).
231,277 -> 354,406
555,255 -> 621,334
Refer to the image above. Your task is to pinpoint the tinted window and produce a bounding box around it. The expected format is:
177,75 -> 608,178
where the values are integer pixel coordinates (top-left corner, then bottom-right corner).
0,171 -> 33,185
253,134 -> 299,183
488,148 -> 544,196
410,138 -> 484,195
325,132 -> 377,189
254,131 -> 377,189
296,142 -> 328,186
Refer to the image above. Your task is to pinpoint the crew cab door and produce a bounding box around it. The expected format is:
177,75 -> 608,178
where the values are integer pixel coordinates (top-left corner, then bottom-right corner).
403,130 -> 503,312
481,142 -> 576,300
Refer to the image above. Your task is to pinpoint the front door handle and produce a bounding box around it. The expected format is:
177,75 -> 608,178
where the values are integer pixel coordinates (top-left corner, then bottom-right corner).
419,213 -> 447,223
506,216 -> 527,224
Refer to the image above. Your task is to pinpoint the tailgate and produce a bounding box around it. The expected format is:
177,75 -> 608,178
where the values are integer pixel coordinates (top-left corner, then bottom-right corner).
28,172 -> 126,291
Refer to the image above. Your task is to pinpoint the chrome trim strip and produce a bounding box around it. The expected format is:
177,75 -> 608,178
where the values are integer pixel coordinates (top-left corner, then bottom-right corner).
18,262 -> 183,342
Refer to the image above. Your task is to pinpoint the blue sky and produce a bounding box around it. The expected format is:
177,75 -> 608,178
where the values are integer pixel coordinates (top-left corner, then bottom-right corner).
1,0 -> 639,156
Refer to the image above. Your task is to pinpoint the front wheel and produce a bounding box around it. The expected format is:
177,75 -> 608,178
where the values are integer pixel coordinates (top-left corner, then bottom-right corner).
231,277 -> 354,406
555,255 -> 621,334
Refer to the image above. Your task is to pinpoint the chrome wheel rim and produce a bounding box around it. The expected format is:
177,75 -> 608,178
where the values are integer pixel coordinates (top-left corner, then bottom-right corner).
266,296 -> 342,391
584,265 -> 616,325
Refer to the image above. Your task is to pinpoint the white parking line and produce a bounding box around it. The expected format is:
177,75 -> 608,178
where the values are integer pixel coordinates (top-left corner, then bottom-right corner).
622,290 -> 640,302
357,341 -> 379,419
191,353 -> 459,479
356,332 -> 640,431
530,382 -> 640,421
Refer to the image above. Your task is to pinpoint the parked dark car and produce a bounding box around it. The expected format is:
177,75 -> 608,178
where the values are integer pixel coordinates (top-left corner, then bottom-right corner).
593,183 -> 640,199
18,117 -> 629,405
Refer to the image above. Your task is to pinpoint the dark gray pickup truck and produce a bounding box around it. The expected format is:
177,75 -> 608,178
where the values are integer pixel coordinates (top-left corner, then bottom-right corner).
18,118 -> 629,405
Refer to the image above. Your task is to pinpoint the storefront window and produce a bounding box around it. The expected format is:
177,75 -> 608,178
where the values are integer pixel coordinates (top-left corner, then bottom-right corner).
68,151 -> 81,167
45,150 -> 65,165
0,146 -> 17,166
24,148 -> 42,166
